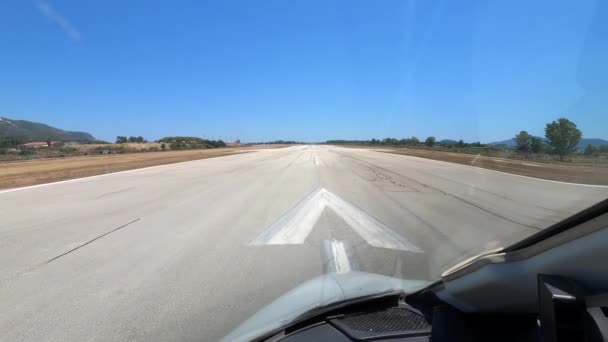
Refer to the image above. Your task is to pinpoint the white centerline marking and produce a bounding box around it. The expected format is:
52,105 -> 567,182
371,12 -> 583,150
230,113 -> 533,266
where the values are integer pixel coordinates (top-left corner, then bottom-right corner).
330,240 -> 352,274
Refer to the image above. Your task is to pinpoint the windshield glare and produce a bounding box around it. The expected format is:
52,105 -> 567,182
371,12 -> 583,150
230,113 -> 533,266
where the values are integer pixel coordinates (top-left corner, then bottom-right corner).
1,0 -> 607,341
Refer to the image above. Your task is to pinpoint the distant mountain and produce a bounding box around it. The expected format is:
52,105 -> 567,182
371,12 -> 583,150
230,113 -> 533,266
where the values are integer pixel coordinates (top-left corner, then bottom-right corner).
0,116 -> 95,142
488,138 -> 528,147
488,137 -> 608,150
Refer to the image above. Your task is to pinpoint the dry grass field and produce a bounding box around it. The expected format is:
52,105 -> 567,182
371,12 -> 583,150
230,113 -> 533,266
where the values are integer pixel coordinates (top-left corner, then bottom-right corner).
370,147 -> 608,185
0,146 -> 284,189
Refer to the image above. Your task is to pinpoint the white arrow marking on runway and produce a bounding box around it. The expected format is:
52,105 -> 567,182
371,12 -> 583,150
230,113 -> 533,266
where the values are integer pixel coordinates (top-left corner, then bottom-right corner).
250,188 -> 422,252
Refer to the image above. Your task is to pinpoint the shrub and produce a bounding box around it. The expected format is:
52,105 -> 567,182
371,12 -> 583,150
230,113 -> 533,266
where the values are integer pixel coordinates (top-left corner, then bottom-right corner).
19,149 -> 35,156
60,147 -> 78,154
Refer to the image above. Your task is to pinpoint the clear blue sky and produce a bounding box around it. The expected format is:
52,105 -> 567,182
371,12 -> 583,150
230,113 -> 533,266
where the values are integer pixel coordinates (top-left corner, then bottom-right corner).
1,0 -> 606,143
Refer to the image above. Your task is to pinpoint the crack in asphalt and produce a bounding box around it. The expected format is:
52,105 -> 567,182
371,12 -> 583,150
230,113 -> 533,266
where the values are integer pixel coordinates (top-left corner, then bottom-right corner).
96,187 -> 136,199
361,163 -> 421,192
46,218 -> 141,264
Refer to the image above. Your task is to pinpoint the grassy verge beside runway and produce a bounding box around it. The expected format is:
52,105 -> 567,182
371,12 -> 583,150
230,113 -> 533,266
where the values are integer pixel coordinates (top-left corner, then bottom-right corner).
0,146 -> 286,190
370,147 -> 608,185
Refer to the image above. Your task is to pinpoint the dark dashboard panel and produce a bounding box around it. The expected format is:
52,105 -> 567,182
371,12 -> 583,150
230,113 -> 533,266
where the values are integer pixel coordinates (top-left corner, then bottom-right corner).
277,324 -> 351,342
329,306 -> 430,341
266,274 -> 608,342
277,322 -> 429,342
272,301 -> 431,342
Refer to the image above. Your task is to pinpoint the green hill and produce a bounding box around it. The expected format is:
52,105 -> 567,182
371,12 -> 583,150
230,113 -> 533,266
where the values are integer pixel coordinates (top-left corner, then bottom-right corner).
0,116 -> 95,143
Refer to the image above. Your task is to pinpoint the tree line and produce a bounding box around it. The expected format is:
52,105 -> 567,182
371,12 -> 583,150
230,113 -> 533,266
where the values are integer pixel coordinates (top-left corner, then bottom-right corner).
245,140 -> 304,145
1,136 -> 109,148
0,136 -> 27,148
327,118 -> 602,162
156,136 -> 226,150
114,135 -> 227,150
326,137 -> 483,148
115,136 -> 147,143
584,144 -> 608,156
514,117 -> 583,161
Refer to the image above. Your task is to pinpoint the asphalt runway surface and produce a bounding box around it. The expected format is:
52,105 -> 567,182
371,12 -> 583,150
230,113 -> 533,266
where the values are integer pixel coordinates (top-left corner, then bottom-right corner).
2,145 -> 607,341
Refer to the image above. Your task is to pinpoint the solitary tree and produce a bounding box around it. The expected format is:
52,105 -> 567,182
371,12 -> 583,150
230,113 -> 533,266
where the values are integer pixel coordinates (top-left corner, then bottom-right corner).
160,143 -> 166,151
425,136 -> 436,147
515,130 -> 532,152
456,140 -> 465,148
116,136 -> 127,144
409,137 -> 420,145
530,137 -> 544,154
545,118 -> 582,161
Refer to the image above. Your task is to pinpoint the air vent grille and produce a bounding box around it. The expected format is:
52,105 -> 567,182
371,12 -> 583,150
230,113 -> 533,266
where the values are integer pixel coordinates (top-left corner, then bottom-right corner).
337,307 -> 430,333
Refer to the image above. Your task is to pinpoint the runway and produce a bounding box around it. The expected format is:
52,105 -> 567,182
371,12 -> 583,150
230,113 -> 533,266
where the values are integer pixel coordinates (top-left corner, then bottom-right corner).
1,145 -> 606,341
